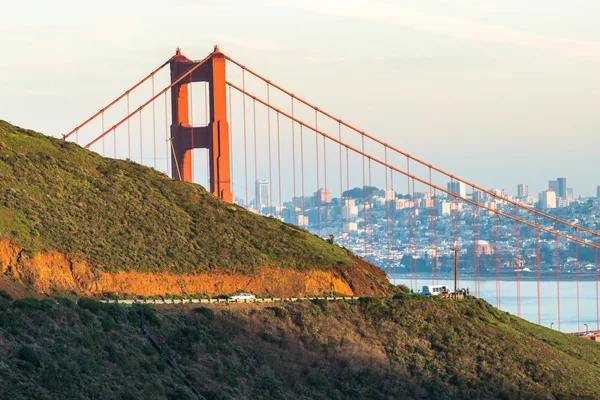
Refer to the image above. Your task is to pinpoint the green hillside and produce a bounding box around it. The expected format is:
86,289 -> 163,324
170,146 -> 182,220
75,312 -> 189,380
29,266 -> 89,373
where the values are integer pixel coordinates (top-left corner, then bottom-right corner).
1,294 -> 599,399
0,121 -> 352,273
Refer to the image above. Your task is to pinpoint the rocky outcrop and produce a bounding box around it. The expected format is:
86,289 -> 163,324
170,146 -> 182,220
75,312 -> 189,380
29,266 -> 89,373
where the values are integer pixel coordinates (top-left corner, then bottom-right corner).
0,239 -> 391,297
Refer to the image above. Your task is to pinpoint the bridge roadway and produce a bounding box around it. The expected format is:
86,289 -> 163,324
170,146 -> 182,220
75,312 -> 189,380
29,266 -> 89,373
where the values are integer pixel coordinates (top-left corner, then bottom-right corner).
100,296 -> 361,305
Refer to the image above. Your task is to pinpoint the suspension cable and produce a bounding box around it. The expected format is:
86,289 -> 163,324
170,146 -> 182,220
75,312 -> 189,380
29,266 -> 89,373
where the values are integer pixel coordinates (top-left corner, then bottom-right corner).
224,55 -> 600,241
64,55 -> 175,140
226,81 -> 600,249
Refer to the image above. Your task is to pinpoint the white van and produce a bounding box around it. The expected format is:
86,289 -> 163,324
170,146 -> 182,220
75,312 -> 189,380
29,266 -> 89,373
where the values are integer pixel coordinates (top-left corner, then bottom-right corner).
422,285 -> 450,296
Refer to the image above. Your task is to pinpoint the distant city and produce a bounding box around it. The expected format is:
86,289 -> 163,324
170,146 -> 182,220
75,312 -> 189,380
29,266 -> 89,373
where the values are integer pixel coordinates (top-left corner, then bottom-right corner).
238,178 -> 600,280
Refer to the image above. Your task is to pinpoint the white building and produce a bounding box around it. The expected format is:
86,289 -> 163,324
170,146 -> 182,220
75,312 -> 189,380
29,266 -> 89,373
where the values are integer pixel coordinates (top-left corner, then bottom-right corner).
437,201 -> 451,216
297,215 -> 309,226
255,179 -> 270,213
539,190 -> 557,209
447,181 -> 466,199
517,184 -> 528,198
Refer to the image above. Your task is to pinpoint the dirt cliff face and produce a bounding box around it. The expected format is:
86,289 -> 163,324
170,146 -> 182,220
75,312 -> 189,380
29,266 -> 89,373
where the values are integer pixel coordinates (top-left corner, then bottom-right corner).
0,240 -> 391,297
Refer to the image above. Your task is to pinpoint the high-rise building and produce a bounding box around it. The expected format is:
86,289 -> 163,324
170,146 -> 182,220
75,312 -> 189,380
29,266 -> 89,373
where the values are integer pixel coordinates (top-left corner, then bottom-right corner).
549,180 -> 559,195
517,184 -> 528,198
447,181 -> 466,199
557,178 -> 567,199
314,189 -> 332,204
549,178 -> 567,199
539,190 -> 557,209
597,186 -> 600,199
255,179 -> 270,213
385,189 -> 395,201
567,188 -> 574,202
473,190 -> 483,203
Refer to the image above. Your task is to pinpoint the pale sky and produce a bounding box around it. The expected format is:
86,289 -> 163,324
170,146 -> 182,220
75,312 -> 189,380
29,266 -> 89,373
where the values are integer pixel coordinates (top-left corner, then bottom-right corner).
1,0 -> 599,197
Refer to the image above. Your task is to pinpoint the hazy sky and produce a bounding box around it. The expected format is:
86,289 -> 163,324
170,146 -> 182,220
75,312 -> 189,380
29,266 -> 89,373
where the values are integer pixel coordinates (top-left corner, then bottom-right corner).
1,0 -> 599,197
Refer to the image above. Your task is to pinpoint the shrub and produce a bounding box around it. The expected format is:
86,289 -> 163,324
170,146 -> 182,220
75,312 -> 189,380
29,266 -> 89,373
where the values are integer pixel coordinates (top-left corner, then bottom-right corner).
0,289 -> 12,301
265,307 -> 289,319
18,346 -> 40,367
77,298 -> 101,313
12,298 -> 40,310
193,307 -> 215,324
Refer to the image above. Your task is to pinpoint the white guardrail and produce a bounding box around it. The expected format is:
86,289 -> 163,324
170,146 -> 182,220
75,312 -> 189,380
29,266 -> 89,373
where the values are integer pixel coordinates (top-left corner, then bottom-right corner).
99,296 -> 361,305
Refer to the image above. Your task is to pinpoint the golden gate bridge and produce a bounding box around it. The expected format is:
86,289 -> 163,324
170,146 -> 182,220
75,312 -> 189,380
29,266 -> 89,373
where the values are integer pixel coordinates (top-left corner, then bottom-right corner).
62,46 -> 600,336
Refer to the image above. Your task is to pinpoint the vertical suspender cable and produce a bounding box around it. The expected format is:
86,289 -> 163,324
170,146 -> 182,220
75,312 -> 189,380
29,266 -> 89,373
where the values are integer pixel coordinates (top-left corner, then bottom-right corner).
556,231 -> 561,331
314,113 -> 321,234
535,221 -> 541,325
338,123 -> 344,246
127,93 -> 131,160
391,170 -> 396,283
406,157 -> 418,291
277,113 -> 283,219
385,147 -> 390,278
433,188 -> 439,284
291,98 -> 297,224
267,85 -> 273,215
362,135 -> 367,260
495,213 -> 500,308
576,232 -> 580,333
407,158 -> 413,290
101,112 -> 105,156
412,177 -> 418,292
139,110 -> 143,164
323,135 -> 328,236
345,147 -> 350,240
164,92 -> 169,176
152,76 -> 157,169
430,170 -> 435,285
596,238 -> 599,331
473,199 -> 479,298
368,159 -> 374,263
301,126 -> 306,219
514,205 -> 520,317
253,99 -> 258,213
315,110 -> 321,235
242,72 -> 248,208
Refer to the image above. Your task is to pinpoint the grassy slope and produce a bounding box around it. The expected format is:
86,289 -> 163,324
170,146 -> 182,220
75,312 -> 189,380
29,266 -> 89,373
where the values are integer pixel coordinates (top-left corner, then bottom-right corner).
1,295 -> 599,400
0,121 -> 353,273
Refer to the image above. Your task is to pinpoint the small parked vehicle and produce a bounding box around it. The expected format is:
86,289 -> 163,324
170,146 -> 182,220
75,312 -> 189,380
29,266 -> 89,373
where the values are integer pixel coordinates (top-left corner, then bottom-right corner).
230,293 -> 256,301
421,285 -> 450,296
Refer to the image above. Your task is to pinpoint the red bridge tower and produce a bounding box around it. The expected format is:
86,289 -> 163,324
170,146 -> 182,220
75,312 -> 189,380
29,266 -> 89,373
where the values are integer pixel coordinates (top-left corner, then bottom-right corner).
170,46 -> 232,203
